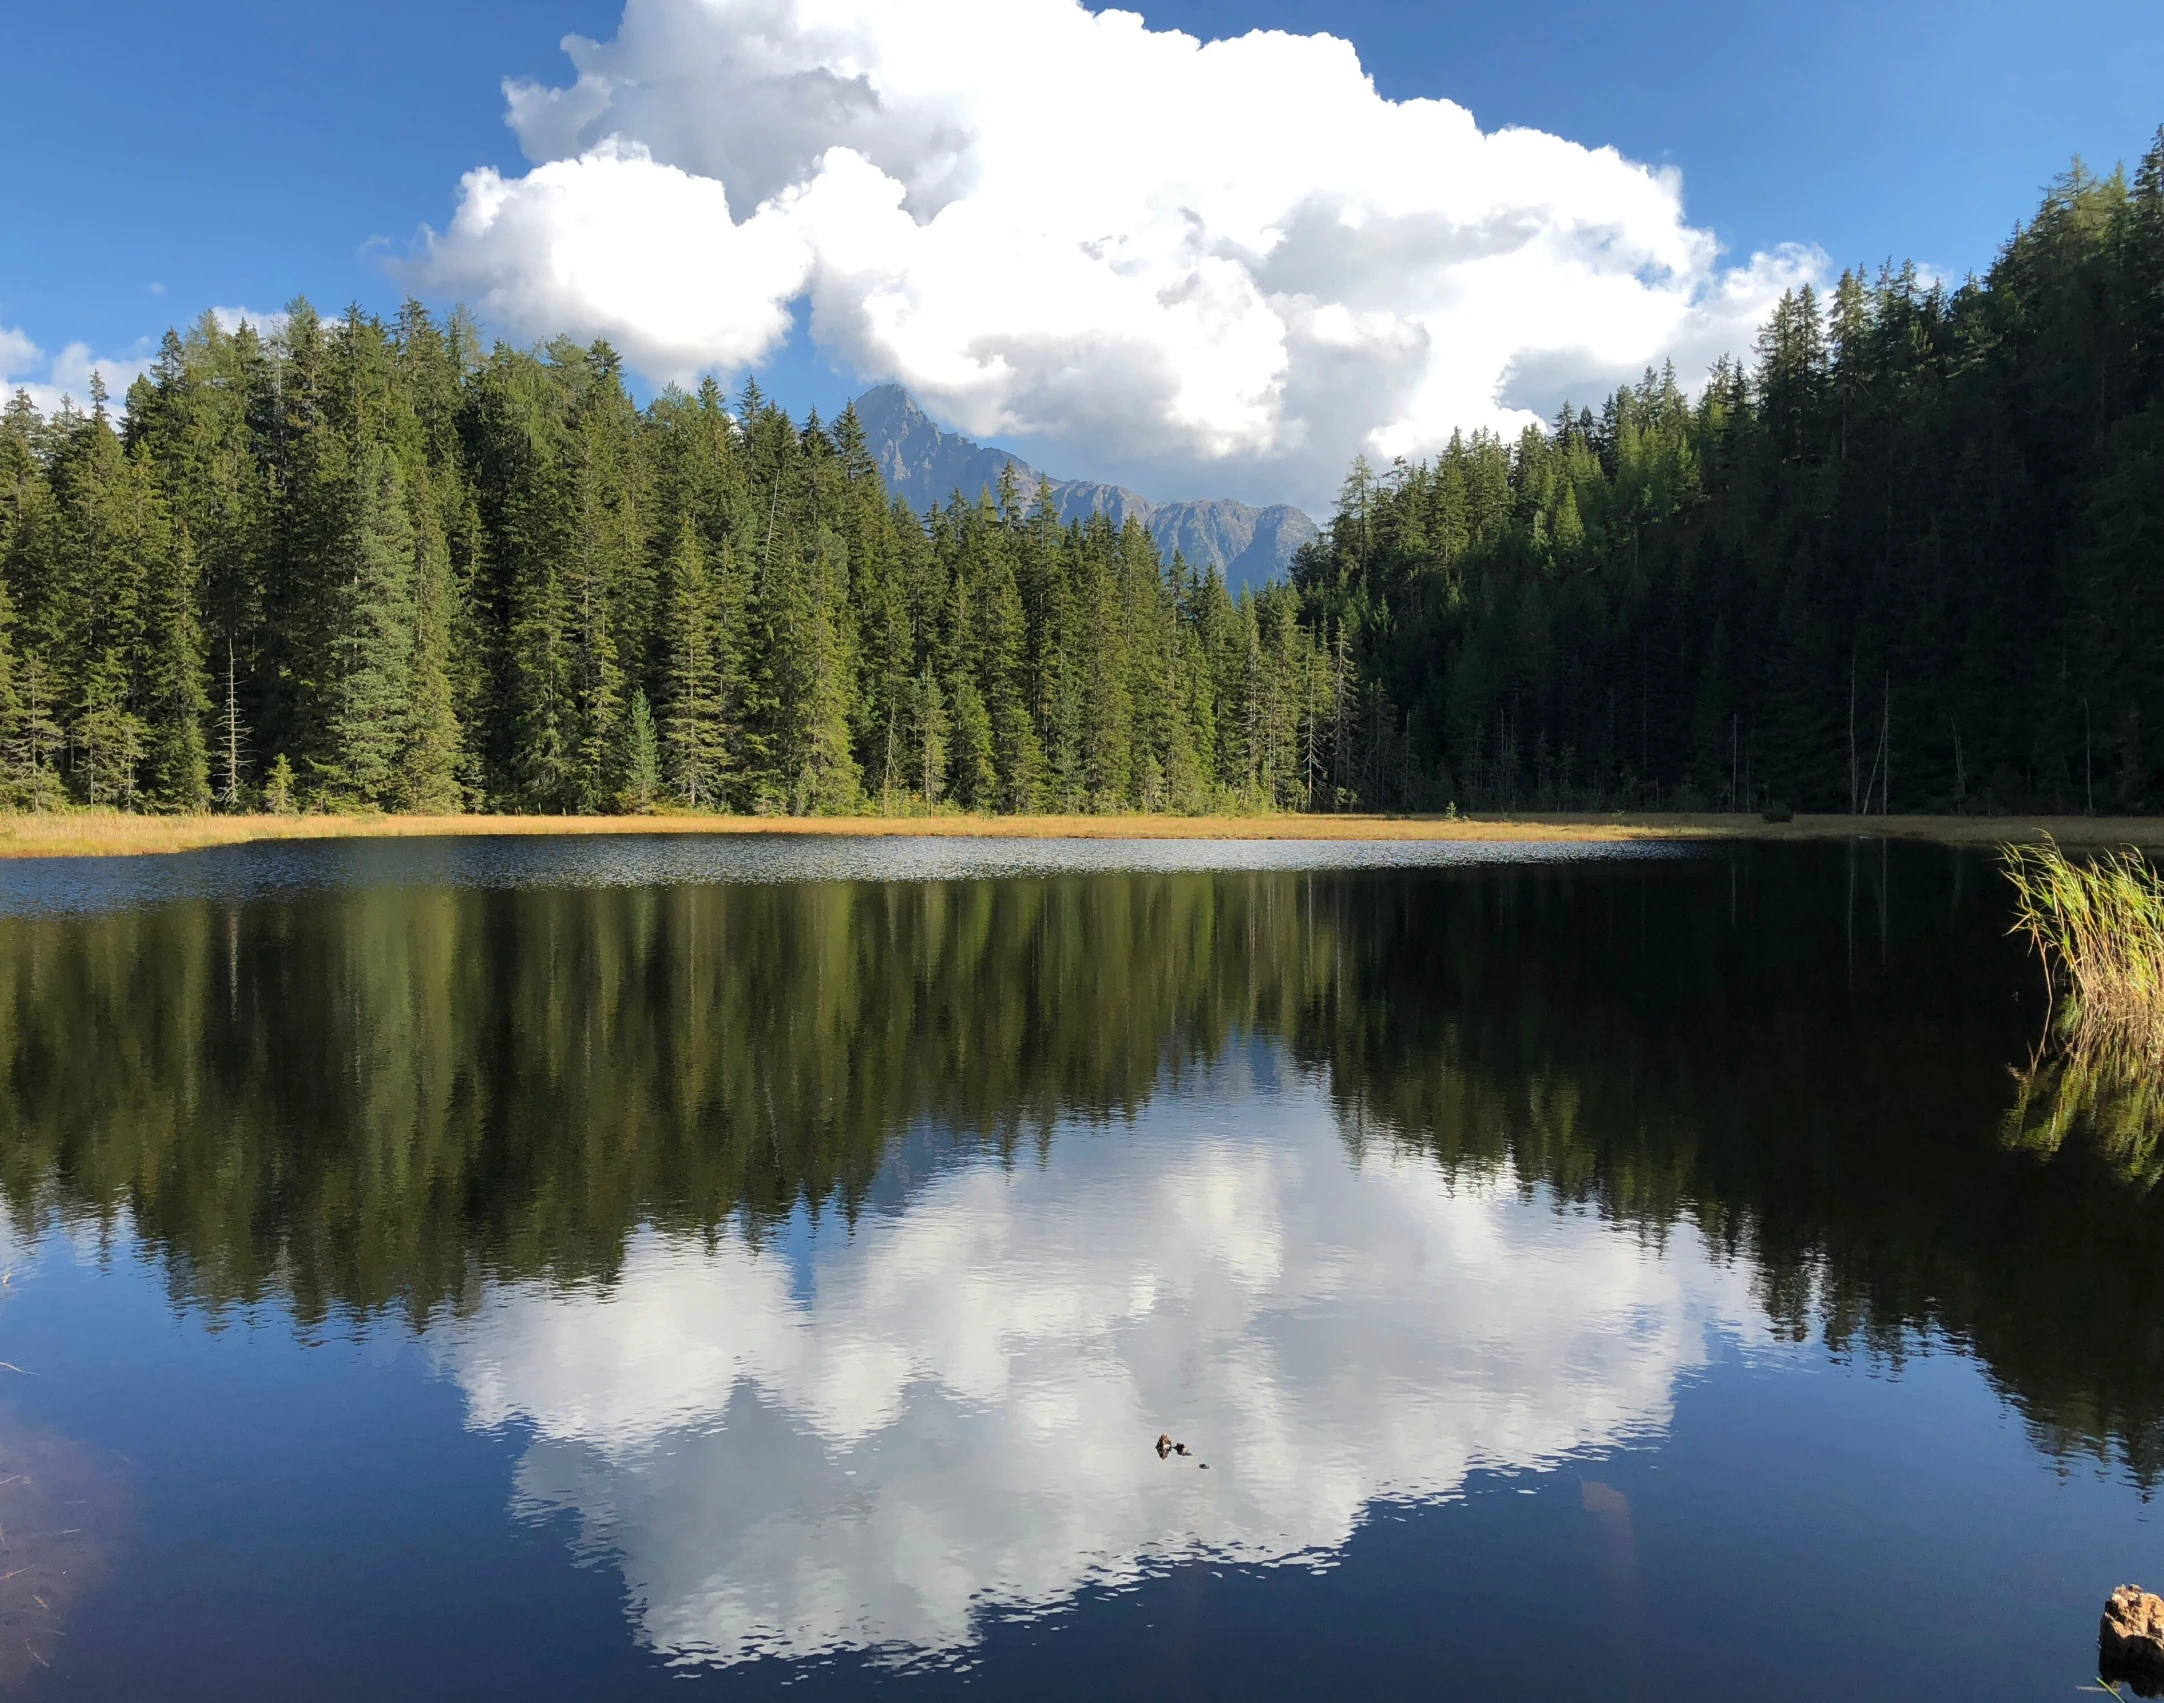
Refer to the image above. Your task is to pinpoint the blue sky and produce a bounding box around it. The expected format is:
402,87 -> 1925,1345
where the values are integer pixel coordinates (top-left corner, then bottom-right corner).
4,0 -> 2160,502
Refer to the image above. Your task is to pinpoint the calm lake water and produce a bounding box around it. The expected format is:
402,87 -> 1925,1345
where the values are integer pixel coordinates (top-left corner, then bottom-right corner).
0,835 -> 2157,1700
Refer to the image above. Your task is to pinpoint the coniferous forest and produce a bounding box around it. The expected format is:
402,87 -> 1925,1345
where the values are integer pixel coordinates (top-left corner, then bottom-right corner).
0,135 -> 2159,818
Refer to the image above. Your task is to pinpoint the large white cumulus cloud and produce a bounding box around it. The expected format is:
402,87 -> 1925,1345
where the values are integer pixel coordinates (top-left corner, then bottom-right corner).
416,0 -> 1821,505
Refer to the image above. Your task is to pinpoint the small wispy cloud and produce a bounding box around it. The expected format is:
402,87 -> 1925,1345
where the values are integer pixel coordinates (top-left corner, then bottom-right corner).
0,327 -> 154,417
209,305 -> 288,336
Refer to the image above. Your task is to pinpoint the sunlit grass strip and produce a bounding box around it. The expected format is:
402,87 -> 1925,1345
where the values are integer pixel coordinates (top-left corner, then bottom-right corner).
2002,836 -> 2164,1061
0,809 -> 1666,859
8,809 -> 2164,861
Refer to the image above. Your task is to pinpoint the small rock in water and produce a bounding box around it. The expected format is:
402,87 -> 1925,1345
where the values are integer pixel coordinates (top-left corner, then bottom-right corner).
1155,1433 -> 1173,1459
2101,1585 -> 2164,1681
1174,1443 -> 1190,1457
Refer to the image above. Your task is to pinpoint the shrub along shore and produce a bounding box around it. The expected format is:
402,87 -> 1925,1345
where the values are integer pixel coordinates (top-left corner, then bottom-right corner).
5,809 -> 2164,860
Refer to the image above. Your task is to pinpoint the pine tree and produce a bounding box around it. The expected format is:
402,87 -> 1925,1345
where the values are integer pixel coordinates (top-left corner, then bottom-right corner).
59,387 -> 150,808
136,493 -> 211,812
979,529 -> 1042,810
623,687 -> 660,810
865,537 -> 915,813
264,752 -> 296,814
916,659 -> 948,807
768,526 -> 860,814
949,674 -> 996,809
567,420 -> 630,813
317,445 -> 415,807
402,494 -> 466,813
660,516 -> 726,807
259,299 -> 341,774
0,561 -> 21,807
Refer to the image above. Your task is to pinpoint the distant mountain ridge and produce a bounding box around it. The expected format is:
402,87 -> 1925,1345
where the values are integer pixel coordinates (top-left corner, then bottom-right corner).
852,385 -> 1317,590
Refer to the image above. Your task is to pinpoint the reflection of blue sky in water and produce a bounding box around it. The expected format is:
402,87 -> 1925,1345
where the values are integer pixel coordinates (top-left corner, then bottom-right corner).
434,1074 -> 1767,1670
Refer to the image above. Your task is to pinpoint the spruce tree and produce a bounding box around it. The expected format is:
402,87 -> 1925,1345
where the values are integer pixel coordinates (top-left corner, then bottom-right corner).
916,659 -> 948,807
660,516 -> 726,808
624,687 -> 660,810
58,387 -> 149,807
949,674 -> 996,809
768,527 -> 860,814
567,427 -> 629,813
136,491 -> 211,812
0,562 -> 21,806
317,445 -> 416,808
979,532 -> 1042,810
403,490 -> 466,812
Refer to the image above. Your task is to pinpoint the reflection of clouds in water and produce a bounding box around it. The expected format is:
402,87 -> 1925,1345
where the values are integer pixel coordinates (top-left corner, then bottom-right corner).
436,1086 -> 1763,1668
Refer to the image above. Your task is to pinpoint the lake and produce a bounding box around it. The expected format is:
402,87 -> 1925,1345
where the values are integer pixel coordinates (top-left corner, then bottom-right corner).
0,835 -> 2156,1700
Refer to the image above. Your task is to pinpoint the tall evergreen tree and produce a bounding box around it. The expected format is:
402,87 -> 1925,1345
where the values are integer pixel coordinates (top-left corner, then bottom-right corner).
317,445 -> 415,807
660,515 -> 727,808
403,485 -> 466,811
135,481 -> 211,812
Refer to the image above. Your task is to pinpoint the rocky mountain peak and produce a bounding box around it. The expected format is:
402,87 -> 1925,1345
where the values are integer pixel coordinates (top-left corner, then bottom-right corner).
849,387 -> 1317,590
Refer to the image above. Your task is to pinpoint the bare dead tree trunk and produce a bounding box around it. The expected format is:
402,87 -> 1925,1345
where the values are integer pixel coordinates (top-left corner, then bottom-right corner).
1848,649 -> 1858,816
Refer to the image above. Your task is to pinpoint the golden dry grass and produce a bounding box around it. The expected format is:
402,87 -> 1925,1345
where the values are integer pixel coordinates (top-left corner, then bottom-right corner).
6,807 -> 2164,860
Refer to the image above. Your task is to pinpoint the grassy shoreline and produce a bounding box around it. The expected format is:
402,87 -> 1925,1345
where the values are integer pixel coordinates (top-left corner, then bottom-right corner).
6,808 -> 2164,860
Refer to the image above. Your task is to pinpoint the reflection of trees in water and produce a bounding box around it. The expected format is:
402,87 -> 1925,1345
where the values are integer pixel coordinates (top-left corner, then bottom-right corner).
1293,853 -> 2164,1487
0,849 -> 2159,1478
0,877 -> 1318,1324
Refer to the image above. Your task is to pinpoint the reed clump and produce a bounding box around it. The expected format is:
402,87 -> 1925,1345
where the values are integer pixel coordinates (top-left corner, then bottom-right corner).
2002,837 -> 2164,1061
2000,837 -> 2164,1190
